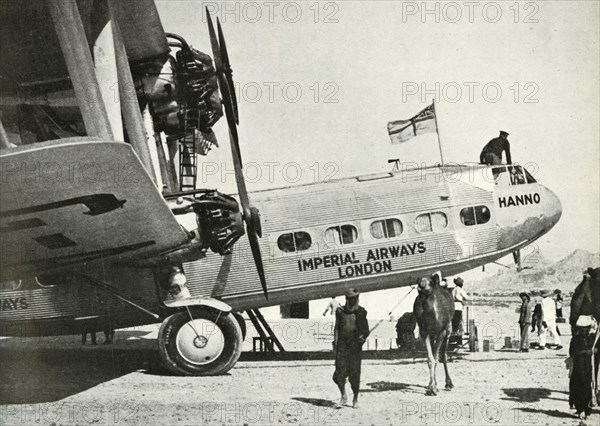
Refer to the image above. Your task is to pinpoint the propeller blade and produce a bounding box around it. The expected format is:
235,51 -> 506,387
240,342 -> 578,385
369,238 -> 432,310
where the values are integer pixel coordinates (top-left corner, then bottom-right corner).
217,19 -> 239,125
206,11 -> 243,166
225,132 -> 247,211
250,207 -> 262,238
248,225 -> 268,299
205,8 -> 222,70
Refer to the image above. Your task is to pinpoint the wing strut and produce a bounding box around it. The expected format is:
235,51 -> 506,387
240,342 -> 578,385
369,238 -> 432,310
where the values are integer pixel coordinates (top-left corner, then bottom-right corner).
47,0 -> 113,140
109,0 -> 159,185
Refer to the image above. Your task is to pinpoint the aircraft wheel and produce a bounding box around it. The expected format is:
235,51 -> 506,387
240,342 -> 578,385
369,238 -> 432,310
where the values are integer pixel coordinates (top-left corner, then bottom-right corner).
232,312 -> 247,340
158,307 -> 242,376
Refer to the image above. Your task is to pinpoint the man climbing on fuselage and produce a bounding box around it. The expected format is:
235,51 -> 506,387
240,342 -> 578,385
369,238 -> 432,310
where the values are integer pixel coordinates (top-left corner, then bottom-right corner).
480,130 -> 512,165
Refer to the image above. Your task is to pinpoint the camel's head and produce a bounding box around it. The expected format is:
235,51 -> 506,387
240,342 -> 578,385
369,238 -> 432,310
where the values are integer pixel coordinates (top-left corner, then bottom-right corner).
585,267 -> 600,286
417,277 -> 433,295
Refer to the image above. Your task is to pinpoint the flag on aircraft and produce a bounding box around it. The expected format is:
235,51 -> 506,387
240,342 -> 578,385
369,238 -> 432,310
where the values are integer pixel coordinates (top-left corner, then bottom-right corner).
387,103 -> 437,144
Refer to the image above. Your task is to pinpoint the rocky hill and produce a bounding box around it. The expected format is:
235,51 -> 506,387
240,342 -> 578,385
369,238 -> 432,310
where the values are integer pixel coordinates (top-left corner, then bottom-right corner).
469,249 -> 599,296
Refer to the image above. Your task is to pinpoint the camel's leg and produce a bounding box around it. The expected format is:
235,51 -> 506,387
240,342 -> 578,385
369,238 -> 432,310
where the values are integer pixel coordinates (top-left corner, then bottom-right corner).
424,334 -> 437,395
432,332 -> 447,393
441,329 -> 454,390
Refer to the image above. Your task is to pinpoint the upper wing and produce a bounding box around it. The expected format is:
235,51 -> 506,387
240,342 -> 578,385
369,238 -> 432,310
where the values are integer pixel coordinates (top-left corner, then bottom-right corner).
0,138 -> 190,280
0,0 -> 169,91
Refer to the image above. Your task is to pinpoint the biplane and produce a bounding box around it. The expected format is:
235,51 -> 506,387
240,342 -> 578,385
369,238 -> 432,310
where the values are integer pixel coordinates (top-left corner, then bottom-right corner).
0,1 -> 562,376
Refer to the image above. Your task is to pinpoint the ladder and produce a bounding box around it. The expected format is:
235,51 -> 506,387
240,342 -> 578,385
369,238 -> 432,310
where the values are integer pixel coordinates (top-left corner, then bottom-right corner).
178,107 -> 199,191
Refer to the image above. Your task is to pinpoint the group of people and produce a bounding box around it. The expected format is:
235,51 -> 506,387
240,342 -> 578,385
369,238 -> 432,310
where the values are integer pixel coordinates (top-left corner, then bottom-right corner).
517,289 -> 563,352
326,267 -> 599,419
517,267 -> 599,419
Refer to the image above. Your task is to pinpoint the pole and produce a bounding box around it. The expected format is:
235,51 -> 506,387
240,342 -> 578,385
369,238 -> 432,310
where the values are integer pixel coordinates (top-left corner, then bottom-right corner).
432,100 -> 445,166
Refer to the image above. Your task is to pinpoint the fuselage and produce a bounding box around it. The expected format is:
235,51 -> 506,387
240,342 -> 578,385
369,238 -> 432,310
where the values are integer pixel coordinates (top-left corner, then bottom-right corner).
184,163 -> 561,310
0,163 -> 562,336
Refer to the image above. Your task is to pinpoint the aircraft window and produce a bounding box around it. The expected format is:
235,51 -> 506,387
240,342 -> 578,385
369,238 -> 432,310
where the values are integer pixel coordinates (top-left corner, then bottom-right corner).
460,208 -> 476,226
524,168 -> 537,184
370,219 -> 403,239
0,280 -> 21,291
295,232 -> 312,251
460,206 -> 491,226
415,212 -> 448,233
431,212 -> 448,230
325,225 -> 358,246
508,166 -> 526,185
492,167 -> 508,185
277,232 -> 312,253
476,206 -> 491,224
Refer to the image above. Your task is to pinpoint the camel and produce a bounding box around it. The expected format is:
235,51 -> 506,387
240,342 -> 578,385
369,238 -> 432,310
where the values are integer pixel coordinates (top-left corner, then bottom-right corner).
413,273 -> 455,395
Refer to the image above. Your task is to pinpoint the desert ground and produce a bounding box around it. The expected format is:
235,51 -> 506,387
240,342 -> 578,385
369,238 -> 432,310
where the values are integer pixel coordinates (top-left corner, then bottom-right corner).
1,297 -> 598,426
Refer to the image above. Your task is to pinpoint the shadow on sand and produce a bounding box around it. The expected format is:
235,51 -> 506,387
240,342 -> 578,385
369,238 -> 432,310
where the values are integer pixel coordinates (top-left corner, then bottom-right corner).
292,397 -> 338,408
501,387 -> 567,403
0,337 -> 159,404
515,407 -> 580,420
363,381 -> 424,393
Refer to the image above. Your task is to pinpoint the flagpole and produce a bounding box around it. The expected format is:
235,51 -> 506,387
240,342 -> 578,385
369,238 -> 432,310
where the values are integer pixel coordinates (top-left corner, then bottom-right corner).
432,100 -> 445,166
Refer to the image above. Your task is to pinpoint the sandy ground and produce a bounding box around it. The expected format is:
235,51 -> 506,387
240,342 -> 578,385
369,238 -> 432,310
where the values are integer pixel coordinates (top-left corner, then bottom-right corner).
1,302 -> 599,426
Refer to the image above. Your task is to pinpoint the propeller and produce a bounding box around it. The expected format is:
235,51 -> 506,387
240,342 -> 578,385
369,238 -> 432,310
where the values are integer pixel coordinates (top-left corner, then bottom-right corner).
216,20 -> 239,125
206,9 -> 268,299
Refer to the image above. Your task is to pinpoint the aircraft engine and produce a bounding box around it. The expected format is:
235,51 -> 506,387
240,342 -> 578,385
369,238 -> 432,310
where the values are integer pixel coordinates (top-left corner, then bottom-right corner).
192,191 -> 245,255
132,34 -> 223,156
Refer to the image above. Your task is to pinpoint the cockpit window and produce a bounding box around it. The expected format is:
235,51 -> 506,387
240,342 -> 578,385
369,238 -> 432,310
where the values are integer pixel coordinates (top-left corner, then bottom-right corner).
508,166 -> 526,185
492,167 -> 508,186
524,168 -> 537,184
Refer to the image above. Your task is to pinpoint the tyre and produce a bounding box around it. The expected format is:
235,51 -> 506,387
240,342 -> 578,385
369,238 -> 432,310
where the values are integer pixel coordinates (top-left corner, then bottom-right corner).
232,312 -> 247,341
158,307 -> 242,376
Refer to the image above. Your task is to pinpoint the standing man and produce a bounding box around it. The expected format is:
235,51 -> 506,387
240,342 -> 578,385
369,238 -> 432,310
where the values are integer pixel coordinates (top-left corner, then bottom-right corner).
568,267 -> 600,419
518,292 -> 532,352
554,289 -> 564,319
323,296 -> 341,316
540,289 -> 563,350
451,277 -> 469,335
333,288 -> 369,409
480,130 -> 512,165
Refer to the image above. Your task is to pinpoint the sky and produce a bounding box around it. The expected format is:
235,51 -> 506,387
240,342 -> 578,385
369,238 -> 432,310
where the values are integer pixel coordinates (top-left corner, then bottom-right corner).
155,1 -> 599,316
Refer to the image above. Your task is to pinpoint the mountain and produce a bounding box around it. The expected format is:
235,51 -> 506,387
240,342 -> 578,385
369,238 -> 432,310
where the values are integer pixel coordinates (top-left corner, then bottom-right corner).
469,249 -> 599,296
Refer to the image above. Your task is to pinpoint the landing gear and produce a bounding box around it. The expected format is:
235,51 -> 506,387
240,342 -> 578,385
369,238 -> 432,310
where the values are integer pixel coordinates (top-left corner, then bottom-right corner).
158,307 -> 242,375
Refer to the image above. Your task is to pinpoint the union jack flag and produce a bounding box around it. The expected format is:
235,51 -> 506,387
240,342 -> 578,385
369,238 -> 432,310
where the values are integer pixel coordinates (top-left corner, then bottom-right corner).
387,103 -> 437,144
